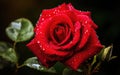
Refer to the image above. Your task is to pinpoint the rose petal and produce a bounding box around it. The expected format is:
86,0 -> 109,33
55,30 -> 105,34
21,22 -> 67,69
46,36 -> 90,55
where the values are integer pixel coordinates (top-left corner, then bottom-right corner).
77,24 -> 91,50
58,25 -> 71,45
27,39 -> 55,67
34,3 -> 69,32
35,14 -> 74,57
50,21 -> 81,51
77,15 -> 98,29
63,28 -> 103,70
60,21 -> 81,50
50,23 -> 70,45
38,3 -> 69,23
50,14 -> 74,45
58,10 -> 78,23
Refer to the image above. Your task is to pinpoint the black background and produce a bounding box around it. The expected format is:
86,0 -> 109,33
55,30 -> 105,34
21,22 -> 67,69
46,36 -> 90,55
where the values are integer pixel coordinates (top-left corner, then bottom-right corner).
0,0 -> 120,75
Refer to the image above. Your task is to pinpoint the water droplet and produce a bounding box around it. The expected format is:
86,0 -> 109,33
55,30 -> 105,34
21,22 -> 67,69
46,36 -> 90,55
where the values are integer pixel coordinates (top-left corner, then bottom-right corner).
40,22 -> 43,25
70,41 -> 73,44
40,32 -> 42,34
37,29 -> 39,31
85,21 -> 88,24
37,41 -> 40,43
54,9 -> 57,11
40,14 -> 42,17
48,14 -> 51,17
40,45 -> 42,48
43,48 -> 45,51
53,11 -> 55,14
57,10 -> 60,12
41,18 -> 44,21
85,30 -> 88,34
75,28 -> 78,32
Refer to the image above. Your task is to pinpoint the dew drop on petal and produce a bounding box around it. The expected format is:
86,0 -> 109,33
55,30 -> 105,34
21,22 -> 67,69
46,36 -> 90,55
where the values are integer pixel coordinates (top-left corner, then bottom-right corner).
57,10 -> 60,12
54,9 -> 57,11
37,41 -> 40,43
40,14 -> 42,17
70,41 -> 73,44
40,22 -> 43,25
43,48 -> 45,51
85,21 -> 88,24
41,18 -> 45,21
53,11 -> 55,14
40,32 -> 42,34
40,45 -> 42,48
37,29 -> 39,31
85,30 -> 88,34
48,14 -> 51,17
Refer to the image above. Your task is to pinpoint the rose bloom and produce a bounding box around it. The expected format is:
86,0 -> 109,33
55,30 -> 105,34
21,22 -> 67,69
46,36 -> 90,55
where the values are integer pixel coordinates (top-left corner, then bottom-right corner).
27,3 -> 103,70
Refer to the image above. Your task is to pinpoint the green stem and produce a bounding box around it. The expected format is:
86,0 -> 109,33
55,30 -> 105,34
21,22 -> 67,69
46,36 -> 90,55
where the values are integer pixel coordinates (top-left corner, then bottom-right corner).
13,41 -> 25,74
13,42 -> 17,50
12,41 -> 19,74
92,62 -> 101,73
87,64 -> 92,75
17,64 -> 25,69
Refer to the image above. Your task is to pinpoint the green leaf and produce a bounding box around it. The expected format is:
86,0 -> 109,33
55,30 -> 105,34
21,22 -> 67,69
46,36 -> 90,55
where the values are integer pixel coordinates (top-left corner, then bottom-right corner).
0,42 -> 18,63
6,18 -> 34,42
63,68 -> 73,75
109,56 -> 117,61
24,57 -> 56,73
97,45 -> 116,61
63,68 -> 82,75
0,42 -> 11,52
91,55 -> 97,66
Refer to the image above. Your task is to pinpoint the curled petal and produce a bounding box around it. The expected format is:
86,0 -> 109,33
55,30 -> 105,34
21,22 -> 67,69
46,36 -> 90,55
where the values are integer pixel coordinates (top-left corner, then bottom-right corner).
50,14 -> 74,45
77,15 -> 98,29
35,14 -> 74,57
77,24 -> 91,50
63,28 -> 103,70
61,21 -> 81,50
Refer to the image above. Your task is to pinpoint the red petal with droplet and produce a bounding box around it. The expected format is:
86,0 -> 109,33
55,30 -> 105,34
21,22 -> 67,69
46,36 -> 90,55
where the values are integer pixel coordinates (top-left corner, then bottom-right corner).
77,15 -> 98,29
27,3 -> 103,71
35,14 -> 74,57
60,21 -> 81,50
26,39 -> 55,67
77,24 -> 91,50
63,28 -> 103,70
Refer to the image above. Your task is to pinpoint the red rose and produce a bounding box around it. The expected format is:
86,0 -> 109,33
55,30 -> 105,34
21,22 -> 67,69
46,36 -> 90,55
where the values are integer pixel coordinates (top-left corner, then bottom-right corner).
27,3 -> 103,70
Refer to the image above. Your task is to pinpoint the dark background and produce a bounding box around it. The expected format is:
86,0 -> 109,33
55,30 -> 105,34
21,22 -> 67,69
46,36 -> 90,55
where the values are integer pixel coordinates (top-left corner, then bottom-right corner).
0,0 -> 120,75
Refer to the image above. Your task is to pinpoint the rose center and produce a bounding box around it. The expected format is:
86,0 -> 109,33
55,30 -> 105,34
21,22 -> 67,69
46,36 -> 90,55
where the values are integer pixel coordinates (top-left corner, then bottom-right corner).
54,24 -> 66,43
